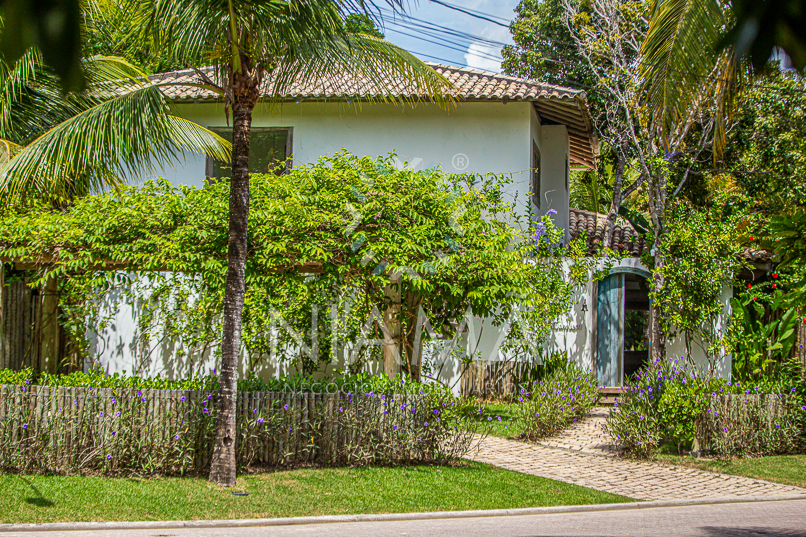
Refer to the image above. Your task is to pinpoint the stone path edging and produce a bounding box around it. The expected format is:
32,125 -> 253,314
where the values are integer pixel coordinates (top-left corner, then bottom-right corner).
2,495 -> 805,533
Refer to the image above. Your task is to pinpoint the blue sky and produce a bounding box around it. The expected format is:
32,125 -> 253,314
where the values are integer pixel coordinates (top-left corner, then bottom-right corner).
372,1 -> 521,73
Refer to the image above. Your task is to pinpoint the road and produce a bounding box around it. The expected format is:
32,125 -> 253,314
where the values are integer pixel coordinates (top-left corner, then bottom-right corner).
3,499 -> 805,537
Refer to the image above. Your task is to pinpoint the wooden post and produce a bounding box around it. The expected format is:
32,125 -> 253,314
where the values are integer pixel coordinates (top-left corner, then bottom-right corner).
383,275 -> 402,379
39,274 -> 59,374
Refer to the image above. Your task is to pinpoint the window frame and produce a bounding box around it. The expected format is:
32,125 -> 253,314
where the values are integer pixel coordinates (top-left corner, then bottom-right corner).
531,141 -> 541,210
205,126 -> 294,181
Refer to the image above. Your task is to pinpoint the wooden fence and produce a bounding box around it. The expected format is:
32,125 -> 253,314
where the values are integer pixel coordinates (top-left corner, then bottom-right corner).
694,393 -> 802,455
0,384 -> 425,474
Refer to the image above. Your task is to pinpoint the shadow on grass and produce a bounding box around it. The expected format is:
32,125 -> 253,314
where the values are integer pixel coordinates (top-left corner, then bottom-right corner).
19,477 -> 55,508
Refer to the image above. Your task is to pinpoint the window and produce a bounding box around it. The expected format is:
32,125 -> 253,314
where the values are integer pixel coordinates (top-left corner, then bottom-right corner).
206,128 -> 292,180
531,141 -> 541,209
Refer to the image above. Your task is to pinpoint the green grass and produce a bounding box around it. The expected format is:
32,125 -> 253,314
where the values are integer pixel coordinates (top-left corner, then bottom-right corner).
656,454 -> 806,489
0,462 -> 633,524
473,403 -> 521,438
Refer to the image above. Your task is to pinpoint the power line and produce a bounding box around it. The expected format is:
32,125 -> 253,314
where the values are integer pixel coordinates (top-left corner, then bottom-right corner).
385,27 -> 502,63
428,0 -> 511,28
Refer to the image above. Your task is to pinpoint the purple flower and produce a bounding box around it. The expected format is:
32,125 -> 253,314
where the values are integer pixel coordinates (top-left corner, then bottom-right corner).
283,404 -> 289,410
141,396 -> 147,402
111,431 -> 116,436
547,209 -> 557,216
180,396 -> 186,402
288,428 -> 293,434
22,423 -> 28,429
339,407 -> 344,413
393,425 -> 397,430
424,422 -> 429,427
174,434 -> 179,440
106,454 -> 111,460
518,397 -> 523,402
115,411 -> 121,417
257,418 -> 264,424
487,416 -> 492,421
99,411 -> 104,417
137,391 -> 142,397
111,397 -> 116,404
203,408 -> 209,414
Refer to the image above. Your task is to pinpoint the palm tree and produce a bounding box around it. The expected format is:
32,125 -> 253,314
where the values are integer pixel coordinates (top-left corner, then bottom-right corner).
127,0 -> 451,486
639,0 -> 741,158
0,48 -> 231,200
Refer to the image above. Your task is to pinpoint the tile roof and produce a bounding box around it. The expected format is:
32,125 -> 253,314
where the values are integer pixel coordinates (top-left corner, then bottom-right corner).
569,208 -> 647,257
570,207 -> 775,263
150,62 -> 586,103
150,63 -> 596,169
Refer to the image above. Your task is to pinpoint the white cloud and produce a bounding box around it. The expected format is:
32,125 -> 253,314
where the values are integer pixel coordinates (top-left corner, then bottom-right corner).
463,43 -> 502,72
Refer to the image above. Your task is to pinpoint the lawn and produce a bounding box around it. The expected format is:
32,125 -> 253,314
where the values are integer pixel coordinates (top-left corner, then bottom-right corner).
1,462 -> 632,524
474,402 -> 521,439
656,454 -> 806,489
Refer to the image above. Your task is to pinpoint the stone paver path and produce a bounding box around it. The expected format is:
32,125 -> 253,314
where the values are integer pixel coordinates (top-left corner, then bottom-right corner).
472,407 -> 806,501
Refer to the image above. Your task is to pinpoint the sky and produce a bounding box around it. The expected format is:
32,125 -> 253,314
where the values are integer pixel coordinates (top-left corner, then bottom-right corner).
371,0 -> 522,73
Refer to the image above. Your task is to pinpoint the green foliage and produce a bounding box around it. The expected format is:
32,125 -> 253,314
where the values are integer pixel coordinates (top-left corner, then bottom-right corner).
729,292 -> 801,381
0,153 -> 575,377
605,356 -> 806,458
513,363 -> 599,440
647,199 -> 747,361
727,70 -> 806,214
344,13 -> 384,38
0,375 -> 486,476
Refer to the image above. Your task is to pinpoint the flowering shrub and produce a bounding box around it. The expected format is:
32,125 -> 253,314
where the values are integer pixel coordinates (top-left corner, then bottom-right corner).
602,357 -> 681,458
604,356 -> 806,458
0,381 -> 485,476
513,364 -> 599,440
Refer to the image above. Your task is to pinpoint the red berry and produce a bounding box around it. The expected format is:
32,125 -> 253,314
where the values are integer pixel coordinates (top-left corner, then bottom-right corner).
749,236 -> 754,241
746,284 -> 751,289
772,283 -> 777,289
772,273 -> 778,278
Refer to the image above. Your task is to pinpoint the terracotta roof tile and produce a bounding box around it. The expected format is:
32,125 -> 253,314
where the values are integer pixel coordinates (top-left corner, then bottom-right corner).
569,208 -> 647,257
150,63 -> 586,102
570,207 -> 775,262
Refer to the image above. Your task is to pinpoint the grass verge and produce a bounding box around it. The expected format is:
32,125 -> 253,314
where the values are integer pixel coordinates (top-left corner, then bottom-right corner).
656,454 -> 806,489
1,462 -> 632,524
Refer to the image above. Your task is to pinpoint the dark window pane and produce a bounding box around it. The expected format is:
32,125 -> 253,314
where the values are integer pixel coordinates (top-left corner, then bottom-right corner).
209,129 -> 290,179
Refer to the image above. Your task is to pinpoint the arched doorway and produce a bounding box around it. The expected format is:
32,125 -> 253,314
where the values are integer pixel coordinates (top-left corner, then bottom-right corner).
595,268 -> 651,387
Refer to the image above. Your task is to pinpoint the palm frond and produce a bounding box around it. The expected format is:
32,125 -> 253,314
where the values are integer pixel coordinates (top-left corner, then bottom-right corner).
0,82 -> 231,200
0,138 -> 22,165
640,0 -> 735,153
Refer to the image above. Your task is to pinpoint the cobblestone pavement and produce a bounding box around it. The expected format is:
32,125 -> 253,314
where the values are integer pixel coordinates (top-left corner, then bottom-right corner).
472,408 -> 806,501
533,407 -> 617,455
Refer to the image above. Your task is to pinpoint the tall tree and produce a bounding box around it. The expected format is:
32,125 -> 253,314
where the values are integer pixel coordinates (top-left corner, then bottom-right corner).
127,0 -> 451,487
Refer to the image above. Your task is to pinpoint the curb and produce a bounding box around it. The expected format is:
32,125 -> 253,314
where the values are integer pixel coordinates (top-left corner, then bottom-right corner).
2,494 -> 805,533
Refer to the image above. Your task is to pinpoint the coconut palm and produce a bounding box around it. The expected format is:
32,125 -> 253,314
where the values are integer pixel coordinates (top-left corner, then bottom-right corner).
125,0 -> 452,486
639,0 -> 742,159
0,49 -> 231,200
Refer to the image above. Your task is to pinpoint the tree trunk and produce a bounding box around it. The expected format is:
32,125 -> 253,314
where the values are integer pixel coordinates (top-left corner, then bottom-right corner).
648,175 -> 667,364
382,275 -> 402,379
402,292 -> 423,381
602,154 -> 626,252
209,92 -> 255,487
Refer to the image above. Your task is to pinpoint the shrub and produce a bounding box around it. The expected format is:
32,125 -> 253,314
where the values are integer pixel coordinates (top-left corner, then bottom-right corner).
513,364 -> 599,440
0,371 -> 486,476
602,356 -> 682,458
604,356 -> 806,458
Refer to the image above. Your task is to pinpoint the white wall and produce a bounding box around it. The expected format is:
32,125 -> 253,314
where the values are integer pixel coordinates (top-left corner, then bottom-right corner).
150,100 -> 539,223
542,257 -> 733,380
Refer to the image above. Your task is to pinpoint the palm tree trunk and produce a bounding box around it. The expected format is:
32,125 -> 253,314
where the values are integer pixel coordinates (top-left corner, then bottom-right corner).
649,175 -> 667,364
209,99 -> 253,487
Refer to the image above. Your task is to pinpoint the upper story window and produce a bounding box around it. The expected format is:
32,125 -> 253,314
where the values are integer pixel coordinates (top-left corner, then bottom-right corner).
531,141 -> 541,209
206,127 -> 292,180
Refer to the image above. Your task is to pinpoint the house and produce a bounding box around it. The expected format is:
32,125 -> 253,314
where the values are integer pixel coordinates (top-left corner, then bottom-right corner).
0,63 -> 740,388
